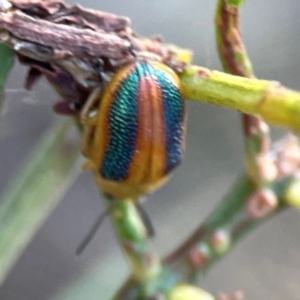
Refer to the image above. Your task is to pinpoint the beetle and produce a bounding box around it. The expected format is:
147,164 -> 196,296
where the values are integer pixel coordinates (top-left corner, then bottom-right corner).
80,56 -> 186,201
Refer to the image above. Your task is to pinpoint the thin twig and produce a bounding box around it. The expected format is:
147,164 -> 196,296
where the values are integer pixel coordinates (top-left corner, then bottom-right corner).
215,0 -> 272,187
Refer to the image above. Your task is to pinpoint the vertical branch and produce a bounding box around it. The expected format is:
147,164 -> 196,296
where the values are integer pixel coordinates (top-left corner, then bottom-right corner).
215,0 -> 275,187
106,197 -> 173,299
108,199 -> 161,282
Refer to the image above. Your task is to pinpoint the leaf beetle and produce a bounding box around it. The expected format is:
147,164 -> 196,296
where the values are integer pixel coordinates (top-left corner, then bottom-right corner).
80,54 -> 186,200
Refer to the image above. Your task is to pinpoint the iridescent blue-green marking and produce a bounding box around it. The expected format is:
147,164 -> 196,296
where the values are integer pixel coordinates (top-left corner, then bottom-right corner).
100,69 -> 139,181
100,62 -> 184,180
155,68 -> 184,173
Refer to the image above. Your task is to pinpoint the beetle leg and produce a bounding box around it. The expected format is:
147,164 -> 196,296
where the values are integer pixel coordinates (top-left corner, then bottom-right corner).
80,87 -> 102,126
81,125 -> 96,158
81,87 -> 102,158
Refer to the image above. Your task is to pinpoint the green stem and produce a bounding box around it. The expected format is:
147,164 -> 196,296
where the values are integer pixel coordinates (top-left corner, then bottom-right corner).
165,175 -> 292,282
108,199 -> 161,283
110,198 -> 186,299
215,0 -> 253,77
180,66 -> 300,132
215,0 -> 272,187
225,0 -> 244,5
107,198 -> 178,299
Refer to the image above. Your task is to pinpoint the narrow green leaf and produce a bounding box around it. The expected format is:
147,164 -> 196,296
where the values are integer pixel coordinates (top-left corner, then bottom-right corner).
0,119 -> 82,284
0,44 -> 14,87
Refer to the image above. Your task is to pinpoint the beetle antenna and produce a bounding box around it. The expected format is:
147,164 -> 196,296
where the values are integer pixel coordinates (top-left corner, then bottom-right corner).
76,202 -> 154,255
76,207 -> 113,255
135,203 -> 155,238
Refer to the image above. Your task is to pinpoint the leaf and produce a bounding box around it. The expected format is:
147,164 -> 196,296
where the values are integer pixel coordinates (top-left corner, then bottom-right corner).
0,44 -> 14,110
0,44 -> 14,90
0,119 -> 82,284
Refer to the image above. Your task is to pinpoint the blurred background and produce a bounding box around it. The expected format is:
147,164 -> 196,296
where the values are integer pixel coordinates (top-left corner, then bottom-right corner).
0,0 -> 300,299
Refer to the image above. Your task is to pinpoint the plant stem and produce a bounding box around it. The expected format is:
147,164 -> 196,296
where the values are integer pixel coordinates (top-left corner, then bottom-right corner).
180,67 -> 300,132
107,198 -> 177,299
215,0 -> 253,77
108,199 -> 161,283
215,0 -> 273,188
165,174 -> 292,282
110,198 -> 182,299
